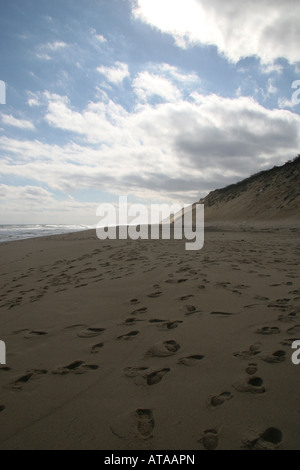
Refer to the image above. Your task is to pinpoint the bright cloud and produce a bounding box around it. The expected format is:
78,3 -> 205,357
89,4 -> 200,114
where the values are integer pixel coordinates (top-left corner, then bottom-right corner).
1,114 -> 35,130
278,98 -> 296,110
1,88 -> 300,205
133,71 -> 182,102
97,62 -> 130,84
133,0 -> 300,64
155,63 -> 200,85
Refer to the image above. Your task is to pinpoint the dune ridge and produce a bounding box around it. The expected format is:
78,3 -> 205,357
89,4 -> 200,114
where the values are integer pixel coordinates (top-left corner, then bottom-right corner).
199,155 -> 300,223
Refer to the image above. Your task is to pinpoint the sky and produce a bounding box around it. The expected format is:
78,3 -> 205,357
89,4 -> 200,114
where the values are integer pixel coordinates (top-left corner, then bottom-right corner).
0,0 -> 300,224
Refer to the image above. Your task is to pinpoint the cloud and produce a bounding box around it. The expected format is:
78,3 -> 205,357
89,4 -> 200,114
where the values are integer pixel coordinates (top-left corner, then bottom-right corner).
132,64 -> 201,103
259,78 -> 278,101
266,79 -> 278,96
1,86 -> 300,205
28,98 -> 41,107
27,91 -> 43,107
36,53 -> 51,61
0,184 -> 98,224
261,63 -> 284,75
44,41 -> 68,51
1,114 -> 35,130
97,62 -> 130,85
133,71 -> 182,102
278,98 -> 296,109
36,41 -> 68,60
155,63 -> 200,84
0,184 -> 52,203
133,0 -> 300,64
90,28 -> 107,44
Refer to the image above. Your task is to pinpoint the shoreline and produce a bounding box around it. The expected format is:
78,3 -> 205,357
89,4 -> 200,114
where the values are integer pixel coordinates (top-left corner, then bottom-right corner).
1,217 -> 299,246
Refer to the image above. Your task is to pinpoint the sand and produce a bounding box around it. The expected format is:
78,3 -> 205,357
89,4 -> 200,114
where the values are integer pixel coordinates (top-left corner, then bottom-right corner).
0,225 -> 299,450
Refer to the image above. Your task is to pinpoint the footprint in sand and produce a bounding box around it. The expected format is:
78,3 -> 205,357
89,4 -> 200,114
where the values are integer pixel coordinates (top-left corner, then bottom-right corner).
244,303 -> 262,309
131,307 -> 148,315
261,350 -> 286,364
245,363 -> 258,375
146,368 -> 170,386
281,338 -> 299,347
185,305 -> 201,316
211,311 -> 234,317
123,318 -> 145,326
178,295 -> 194,302
77,327 -> 105,338
159,321 -> 183,330
233,376 -> 265,394
255,326 -> 281,335
14,329 -> 48,338
147,292 -> 162,298
90,343 -> 104,354
130,299 -> 140,305
24,331 -> 48,339
244,427 -> 283,450
0,406 -> 5,413
199,429 -> 219,450
64,324 -> 86,331
210,392 -> 233,407
125,367 -> 170,386
117,330 -> 139,340
287,325 -> 300,335
147,340 -> 180,357
124,367 -> 150,378
216,282 -> 231,289
52,360 -> 99,375
233,343 -> 262,359
136,409 -> 155,439
254,295 -> 269,301
12,369 -> 48,390
278,312 -> 299,323
178,355 -> 205,366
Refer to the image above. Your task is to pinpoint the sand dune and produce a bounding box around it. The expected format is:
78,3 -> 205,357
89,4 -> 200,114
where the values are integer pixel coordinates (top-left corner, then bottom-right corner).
0,224 -> 299,449
199,155 -> 300,223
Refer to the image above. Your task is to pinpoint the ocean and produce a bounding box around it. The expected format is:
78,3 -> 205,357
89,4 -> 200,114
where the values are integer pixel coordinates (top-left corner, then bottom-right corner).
0,224 -> 95,243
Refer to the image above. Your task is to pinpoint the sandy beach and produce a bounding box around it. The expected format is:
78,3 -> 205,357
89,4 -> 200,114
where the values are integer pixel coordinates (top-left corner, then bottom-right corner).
0,224 -> 299,450
1,0 -> 300,453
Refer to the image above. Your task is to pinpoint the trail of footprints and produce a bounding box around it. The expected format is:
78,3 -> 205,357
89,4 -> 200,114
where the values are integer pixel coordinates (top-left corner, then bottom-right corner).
2,279 -> 295,450
117,286 -> 291,448
0,245 -> 162,310
2,324 -> 107,391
